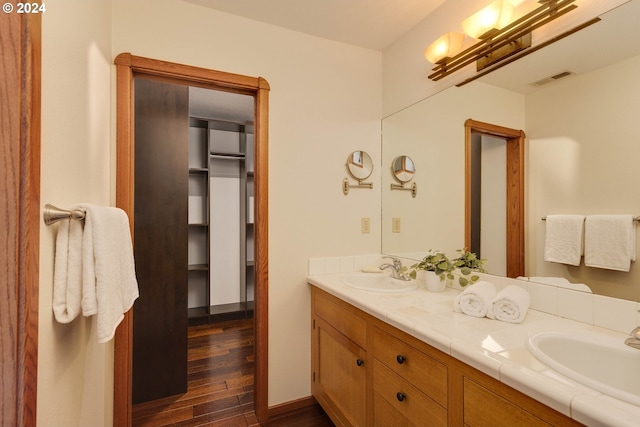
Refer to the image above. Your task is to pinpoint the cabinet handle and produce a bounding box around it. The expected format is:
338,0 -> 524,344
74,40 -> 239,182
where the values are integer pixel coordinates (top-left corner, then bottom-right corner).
396,392 -> 406,402
396,355 -> 406,364
356,358 -> 364,367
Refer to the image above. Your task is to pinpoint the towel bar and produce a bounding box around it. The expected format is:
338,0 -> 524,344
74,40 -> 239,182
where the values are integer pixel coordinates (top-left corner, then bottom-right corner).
43,204 -> 86,226
542,216 -> 640,222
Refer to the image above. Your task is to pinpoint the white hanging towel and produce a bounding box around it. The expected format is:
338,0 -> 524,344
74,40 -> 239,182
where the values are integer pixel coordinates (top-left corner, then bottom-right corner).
453,281 -> 497,318
543,215 -> 585,266
79,204 -> 139,343
51,204 -> 139,342
584,215 -> 636,272
52,217 -> 85,323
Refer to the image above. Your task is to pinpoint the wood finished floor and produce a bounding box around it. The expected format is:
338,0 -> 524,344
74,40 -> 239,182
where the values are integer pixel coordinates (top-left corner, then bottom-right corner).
132,317 -> 334,427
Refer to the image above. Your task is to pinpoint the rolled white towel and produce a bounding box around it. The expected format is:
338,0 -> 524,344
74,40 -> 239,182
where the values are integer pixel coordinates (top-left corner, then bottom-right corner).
453,281 -> 497,318
487,285 -> 530,323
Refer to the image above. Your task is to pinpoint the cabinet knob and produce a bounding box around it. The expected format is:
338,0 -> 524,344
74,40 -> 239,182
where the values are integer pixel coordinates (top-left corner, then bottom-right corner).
396,355 -> 407,364
396,392 -> 406,402
356,358 -> 364,367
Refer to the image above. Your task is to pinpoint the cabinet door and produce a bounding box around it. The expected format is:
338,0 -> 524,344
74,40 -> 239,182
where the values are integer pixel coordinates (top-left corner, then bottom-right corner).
313,317 -> 367,427
464,378 -> 553,427
133,78 -> 189,403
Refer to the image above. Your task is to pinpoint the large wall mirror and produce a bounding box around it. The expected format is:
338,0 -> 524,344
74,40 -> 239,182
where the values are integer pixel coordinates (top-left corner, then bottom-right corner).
382,1 -> 640,302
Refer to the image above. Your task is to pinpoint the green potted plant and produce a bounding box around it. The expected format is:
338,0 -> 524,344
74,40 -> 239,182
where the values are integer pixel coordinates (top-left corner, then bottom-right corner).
409,250 -> 454,292
451,248 -> 486,287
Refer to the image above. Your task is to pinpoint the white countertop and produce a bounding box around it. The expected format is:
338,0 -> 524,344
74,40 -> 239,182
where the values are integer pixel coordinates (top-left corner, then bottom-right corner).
307,273 -> 640,427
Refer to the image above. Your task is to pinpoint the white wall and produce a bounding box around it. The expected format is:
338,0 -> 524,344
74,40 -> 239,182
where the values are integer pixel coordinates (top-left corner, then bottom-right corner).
38,1 -> 381,423
526,54 -> 640,301
39,0 -> 114,426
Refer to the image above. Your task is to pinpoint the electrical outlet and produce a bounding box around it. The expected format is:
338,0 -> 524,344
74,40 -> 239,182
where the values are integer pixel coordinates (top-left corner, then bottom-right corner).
392,217 -> 401,233
361,217 -> 371,234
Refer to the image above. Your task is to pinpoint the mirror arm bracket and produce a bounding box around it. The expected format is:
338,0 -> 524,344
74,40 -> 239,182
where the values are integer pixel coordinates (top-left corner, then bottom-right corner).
390,182 -> 417,198
343,177 -> 373,195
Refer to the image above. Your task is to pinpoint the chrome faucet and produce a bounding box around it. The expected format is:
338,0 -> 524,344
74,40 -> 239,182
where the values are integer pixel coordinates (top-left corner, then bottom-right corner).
625,327 -> 640,350
378,256 -> 411,281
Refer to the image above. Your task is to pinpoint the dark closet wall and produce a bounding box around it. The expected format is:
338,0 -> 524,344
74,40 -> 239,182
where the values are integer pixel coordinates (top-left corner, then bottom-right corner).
133,78 -> 189,403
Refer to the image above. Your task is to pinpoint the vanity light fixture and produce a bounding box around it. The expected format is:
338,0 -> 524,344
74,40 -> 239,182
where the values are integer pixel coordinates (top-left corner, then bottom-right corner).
426,0 -> 583,82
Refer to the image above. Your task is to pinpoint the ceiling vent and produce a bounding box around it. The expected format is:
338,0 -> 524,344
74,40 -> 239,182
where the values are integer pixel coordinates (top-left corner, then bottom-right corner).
531,70 -> 575,86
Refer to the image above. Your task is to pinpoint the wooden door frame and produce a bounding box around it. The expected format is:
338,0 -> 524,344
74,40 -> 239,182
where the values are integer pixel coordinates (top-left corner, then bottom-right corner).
0,11 -> 41,427
114,53 -> 270,425
464,119 -> 525,278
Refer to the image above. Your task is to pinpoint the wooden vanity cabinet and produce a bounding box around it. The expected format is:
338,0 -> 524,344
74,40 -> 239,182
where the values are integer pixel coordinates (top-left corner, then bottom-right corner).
311,286 -> 583,427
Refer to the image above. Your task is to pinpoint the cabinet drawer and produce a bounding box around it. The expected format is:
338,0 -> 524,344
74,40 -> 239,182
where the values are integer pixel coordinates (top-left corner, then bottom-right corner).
372,327 -> 447,407
463,378 -> 553,427
313,289 -> 366,348
373,360 -> 447,427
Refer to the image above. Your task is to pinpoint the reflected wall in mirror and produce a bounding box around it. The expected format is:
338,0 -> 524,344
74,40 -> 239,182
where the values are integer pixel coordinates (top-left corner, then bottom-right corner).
382,82 -> 524,262
382,1 -> 640,302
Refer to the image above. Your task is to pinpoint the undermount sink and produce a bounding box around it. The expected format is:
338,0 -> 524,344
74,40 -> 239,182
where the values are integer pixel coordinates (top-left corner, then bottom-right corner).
342,273 -> 418,293
527,330 -> 640,406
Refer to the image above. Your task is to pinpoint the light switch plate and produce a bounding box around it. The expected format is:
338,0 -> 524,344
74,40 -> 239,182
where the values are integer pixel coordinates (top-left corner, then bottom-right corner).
392,217 -> 401,233
361,217 -> 371,234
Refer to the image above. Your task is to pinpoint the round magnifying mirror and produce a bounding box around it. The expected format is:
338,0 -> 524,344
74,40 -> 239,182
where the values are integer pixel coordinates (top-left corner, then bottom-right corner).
346,151 -> 373,181
391,155 -> 415,183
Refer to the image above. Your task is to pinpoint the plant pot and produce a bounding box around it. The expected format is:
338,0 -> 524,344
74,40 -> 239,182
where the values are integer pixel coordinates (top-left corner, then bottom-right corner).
424,271 -> 446,292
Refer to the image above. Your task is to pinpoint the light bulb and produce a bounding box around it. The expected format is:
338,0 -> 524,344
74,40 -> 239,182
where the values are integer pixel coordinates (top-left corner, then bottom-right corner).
424,32 -> 465,64
462,0 -> 514,39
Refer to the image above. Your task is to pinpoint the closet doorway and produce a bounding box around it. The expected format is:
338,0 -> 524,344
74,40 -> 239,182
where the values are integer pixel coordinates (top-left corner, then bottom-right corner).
464,119 -> 525,278
114,54 -> 270,425
188,86 -> 256,322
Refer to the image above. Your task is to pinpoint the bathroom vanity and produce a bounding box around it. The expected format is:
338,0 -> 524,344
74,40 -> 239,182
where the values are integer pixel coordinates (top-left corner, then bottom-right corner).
309,269 -> 640,427
311,286 -> 580,427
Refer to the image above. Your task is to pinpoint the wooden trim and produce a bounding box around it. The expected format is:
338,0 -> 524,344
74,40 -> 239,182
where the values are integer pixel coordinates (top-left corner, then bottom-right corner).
114,53 -> 261,93
267,396 -> 319,419
464,124 -> 473,253
253,78 -> 270,422
464,119 -> 525,278
465,119 -> 522,139
113,59 -> 135,427
114,53 -> 270,426
0,12 -> 41,427
506,131 -> 526,277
